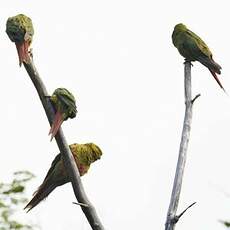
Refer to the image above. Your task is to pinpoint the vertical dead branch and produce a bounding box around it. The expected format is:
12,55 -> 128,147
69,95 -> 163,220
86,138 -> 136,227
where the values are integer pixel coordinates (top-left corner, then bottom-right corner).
165,61 -> 199,230
22,56 -> 105,230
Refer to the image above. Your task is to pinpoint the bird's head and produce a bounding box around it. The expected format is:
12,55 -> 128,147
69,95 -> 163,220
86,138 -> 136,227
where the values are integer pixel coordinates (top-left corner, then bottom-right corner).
173,23 -> 187,33
6,14 -> 34,43
86,143 -> 103,163
70,143 -> 103,166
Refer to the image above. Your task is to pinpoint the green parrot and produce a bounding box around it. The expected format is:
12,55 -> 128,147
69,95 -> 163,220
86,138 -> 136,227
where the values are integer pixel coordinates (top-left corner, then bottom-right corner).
49,88 -> 77,141
172,23 -> 225,91
24,143 -> 102,212
6,14 -> 34,66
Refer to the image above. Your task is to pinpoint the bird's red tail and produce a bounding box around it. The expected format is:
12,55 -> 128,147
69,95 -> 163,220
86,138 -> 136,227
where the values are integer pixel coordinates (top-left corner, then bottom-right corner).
15,41 -> 30,66
209,69 -> 226,93
49,111 -> 63,141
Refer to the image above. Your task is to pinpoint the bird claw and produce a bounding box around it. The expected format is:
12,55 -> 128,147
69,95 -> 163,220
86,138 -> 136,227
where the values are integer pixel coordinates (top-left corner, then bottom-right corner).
183,59 -> 193,66
28,48 -> 33,59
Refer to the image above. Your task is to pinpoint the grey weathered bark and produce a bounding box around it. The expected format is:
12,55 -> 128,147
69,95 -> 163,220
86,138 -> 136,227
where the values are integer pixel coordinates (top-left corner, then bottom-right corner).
165,61 -> 199,230
22,56 -> 105,230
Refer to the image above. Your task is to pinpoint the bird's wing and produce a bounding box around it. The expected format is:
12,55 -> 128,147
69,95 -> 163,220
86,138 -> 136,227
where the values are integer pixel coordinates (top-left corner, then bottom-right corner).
185,29 -> 223,74
57,93 -> 76,109
57,93 -> 77,117
186,29 -> 212,58
42,153 -> 62,182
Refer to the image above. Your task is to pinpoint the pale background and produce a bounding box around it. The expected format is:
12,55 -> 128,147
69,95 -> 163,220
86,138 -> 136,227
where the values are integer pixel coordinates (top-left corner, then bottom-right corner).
1,1 -> 230,229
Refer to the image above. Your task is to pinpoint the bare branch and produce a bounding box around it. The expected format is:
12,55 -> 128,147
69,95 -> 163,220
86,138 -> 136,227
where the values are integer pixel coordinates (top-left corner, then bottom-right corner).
23,53 -> 105,230
191,94 -> 201,104
73,202 -> 89,208
175,202 -> 196,222
165,62 -> 199,230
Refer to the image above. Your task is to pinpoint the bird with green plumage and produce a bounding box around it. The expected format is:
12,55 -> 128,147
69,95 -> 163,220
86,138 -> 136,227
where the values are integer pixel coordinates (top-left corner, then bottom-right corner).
6,14 -> 34,66
172,23 -> 225,92
24,142 -> 103,212
49,88 -> 77,141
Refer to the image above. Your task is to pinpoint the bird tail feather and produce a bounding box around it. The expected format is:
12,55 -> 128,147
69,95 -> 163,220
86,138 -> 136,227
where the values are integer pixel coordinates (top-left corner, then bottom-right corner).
198,56 -> 221,74
15,41 -> 30,66
49,111 -> 63,141
208,69 -> 226,93
24,181 -> 57,212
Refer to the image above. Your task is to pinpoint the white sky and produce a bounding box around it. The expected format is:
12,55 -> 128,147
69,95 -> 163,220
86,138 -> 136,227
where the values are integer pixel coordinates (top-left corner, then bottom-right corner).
1,1 -> 230,229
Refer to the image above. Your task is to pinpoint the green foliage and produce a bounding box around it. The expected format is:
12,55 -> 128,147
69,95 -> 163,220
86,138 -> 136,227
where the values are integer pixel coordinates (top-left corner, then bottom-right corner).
0,171 -> 38,229
224,222 -> 230,227
220,220 -> 230,228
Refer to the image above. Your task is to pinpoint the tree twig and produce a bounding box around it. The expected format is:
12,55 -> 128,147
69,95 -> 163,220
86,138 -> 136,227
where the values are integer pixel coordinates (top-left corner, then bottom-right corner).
73,202 -> 89,207
165,61 -> 199,230
174,202 -> 196,223
191,94 -> 201,104
23,53 -> 105,230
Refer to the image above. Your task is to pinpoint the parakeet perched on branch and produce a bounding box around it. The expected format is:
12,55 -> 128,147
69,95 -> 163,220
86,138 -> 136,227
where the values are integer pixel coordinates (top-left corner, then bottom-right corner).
49,88 -> 77,141
172,23 -> 225,91
6,14 -> 34,66
24,143 -> 102,212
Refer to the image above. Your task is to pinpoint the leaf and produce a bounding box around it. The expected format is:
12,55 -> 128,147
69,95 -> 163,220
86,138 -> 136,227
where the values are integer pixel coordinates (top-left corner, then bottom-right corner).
9,220 -> 24,229
1,210 -> 9,222
0,201 -> 6,208
223,221 -> 230,227
13,171 -> 35,183
3,185 -> 24,194
10,198 -> 18,205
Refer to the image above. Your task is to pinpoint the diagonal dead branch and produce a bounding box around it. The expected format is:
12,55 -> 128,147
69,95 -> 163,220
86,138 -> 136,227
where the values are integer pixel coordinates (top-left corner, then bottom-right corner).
22,53 -> 105,230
